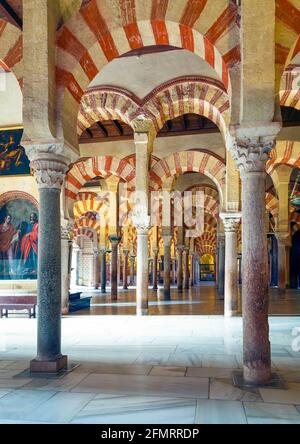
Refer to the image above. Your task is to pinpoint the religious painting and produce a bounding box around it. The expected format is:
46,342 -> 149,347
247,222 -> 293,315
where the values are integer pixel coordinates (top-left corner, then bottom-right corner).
0,129 -> 30,176
0,197 -> 38,280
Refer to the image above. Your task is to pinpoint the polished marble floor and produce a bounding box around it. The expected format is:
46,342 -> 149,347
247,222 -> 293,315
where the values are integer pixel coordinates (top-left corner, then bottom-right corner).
0,314 -> 300,424
73,283 -> 300,316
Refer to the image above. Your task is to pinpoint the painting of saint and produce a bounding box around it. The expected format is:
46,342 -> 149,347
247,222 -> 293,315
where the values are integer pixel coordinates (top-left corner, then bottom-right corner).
0,215 -> 20,275
20,213 -> 38,275
0,129 -> 30,176
0,198 -> 39,280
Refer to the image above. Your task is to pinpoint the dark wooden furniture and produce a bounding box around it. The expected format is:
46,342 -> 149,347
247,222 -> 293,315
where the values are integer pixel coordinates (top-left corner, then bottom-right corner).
0,295 -> 37,319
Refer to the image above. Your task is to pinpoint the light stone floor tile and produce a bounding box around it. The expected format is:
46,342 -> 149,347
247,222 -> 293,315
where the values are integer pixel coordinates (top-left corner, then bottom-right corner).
202,354 -> 239,369
272,357 -> 300,371
195,400 -> 247,424
23,392 -> 95,423
72,363 -> 152,376
166,353 -> 202,367
0,390 -> 55,420
71,395 -> 197,424
244,402 -> 300,425
259,383 -> 300,404
209,378 -> 262,402
149,366 -> 186,377
23,372 -> 89,392
0,378 -> 32,389
0,390 -> 11,399
134,353 -> 172,366
186,367 -> 235,379
71,373 -> 209,399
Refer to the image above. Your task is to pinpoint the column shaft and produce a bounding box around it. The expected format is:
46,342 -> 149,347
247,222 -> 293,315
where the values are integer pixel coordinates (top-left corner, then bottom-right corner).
183,249 -> 189,290
241,170 -> 271,384
163,241 -> 171,300
177,248 -> 183,292
152,251 -> 158,290
136,229 -> 149,315
100,250 -> 107,294
123,251 -> 129,290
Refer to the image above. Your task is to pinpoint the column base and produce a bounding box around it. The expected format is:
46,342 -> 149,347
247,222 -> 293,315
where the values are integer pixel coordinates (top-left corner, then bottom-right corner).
30,355 -> 68,374
136,308 -> 148,316
61,307 -> 69,315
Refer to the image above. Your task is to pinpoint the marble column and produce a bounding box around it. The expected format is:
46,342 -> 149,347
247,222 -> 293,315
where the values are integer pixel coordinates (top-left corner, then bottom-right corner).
30,156 -> 68,374
183,248 -> 190,290
100,249 -> 107,294
152,249 -> 158,290
61,227 -> 72,315
123,250 -> 129,290
134,131 -> 152,316
129,256 -> 135,286
217,234 -> 225,299
177,246 -> 184,292
221,214 -> 241,317
93,249 -> 100,290
136,225 -> 149,315
189,254 -> 195,287
234,137 -> 275,385
276,232 -> 291,293
163,236 -> 171,300
109,236 -> 121,301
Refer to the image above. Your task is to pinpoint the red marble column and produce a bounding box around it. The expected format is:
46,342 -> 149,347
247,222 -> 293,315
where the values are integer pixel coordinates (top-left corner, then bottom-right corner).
234,137 -> 275,385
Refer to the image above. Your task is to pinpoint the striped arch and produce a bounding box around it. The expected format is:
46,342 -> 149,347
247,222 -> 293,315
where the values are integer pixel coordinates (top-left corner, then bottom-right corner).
266,192 -> 279,223
65,155 -> 136,216
57,0 -> 239,146
279,66 -> 300,109
77,88 -> 139,135
74,226 -> 98,244
73,191 -> 110,220
150,151 -> 225,205
267,141 -> 300,186
186,185 -> 220,218
0,20 -> 22,86
78,77 -> 230,137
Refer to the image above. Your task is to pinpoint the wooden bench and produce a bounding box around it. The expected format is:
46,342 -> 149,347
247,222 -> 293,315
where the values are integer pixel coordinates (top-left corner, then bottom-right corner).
0,296 -> 37,319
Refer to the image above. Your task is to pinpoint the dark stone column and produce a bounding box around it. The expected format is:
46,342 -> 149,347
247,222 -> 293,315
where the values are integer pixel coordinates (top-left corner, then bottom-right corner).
217,234 -> 225,299
93,249 -> 100,290
177,246 -> 183,292
109,236 -> 121,301
183,248 -> 189,290
189,254 -> 194,287
29,156 -> 68,374
234,137 -> 274,385
123,250 -> 129,290
163,236 -> 171,300
129,256 -> 135,286
152,249 -> 158,290
100,249 -> 107,294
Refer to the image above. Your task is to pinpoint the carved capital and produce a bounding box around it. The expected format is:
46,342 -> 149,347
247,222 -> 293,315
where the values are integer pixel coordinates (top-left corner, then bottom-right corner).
31,157 -> 68,190
132,214 -> 151,234
232,137 -> 276,174
220,213 -> 241,233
